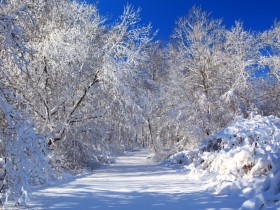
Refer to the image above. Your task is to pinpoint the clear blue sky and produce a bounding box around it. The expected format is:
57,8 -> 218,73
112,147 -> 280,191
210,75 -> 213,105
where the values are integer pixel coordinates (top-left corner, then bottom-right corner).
86,0 -> 280,40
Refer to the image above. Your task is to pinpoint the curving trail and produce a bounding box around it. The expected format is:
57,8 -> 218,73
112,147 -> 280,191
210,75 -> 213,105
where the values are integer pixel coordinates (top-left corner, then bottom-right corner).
27,150 -> 244,210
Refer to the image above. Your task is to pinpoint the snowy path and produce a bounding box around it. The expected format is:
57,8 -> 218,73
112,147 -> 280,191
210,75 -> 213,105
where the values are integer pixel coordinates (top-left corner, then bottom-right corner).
28,150 -> 244,210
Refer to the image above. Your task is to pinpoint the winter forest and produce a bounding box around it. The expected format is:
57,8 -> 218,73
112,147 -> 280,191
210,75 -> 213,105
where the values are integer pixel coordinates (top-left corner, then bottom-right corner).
1,0 -> 280,209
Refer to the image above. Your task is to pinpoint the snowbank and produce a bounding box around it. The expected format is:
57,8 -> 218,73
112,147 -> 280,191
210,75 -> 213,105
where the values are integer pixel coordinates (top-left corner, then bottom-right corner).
166,115 -> 280,209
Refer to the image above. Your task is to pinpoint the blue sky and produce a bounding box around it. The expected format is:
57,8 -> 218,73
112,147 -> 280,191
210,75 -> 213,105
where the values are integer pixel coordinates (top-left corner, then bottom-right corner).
87,0 -> 280,40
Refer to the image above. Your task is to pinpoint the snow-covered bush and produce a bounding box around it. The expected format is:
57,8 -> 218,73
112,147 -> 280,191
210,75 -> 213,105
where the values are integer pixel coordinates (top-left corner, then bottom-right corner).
241,149 -> 280,209
166,115 -> 280,207
193,115 -> 279,178
241,170 -> 280,209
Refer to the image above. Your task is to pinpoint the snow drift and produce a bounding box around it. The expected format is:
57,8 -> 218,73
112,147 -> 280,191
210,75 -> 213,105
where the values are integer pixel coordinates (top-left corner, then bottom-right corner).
166,115 -> 280,209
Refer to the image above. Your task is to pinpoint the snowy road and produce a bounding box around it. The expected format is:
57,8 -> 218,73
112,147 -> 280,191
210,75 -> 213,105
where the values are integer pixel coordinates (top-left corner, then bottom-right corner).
28,150 -> 244,210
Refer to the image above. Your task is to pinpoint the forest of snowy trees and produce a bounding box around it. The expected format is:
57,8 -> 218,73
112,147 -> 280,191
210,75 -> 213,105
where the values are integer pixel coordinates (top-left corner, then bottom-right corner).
0,0 -> 280,207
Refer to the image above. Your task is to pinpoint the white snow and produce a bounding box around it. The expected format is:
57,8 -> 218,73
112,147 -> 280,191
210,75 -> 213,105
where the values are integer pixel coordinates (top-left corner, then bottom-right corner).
27,150 -> 246,210
166,115 -> 280,209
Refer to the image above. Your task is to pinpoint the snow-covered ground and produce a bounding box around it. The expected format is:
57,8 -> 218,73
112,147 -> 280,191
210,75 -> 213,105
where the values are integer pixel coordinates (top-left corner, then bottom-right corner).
27,150 -> 246,210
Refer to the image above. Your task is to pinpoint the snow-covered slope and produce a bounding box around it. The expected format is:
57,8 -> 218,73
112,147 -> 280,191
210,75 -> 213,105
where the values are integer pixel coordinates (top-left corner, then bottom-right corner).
166,115 -> 280,209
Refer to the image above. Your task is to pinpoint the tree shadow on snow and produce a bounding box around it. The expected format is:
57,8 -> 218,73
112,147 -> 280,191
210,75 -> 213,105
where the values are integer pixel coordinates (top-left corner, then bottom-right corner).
28,186 -> 244,210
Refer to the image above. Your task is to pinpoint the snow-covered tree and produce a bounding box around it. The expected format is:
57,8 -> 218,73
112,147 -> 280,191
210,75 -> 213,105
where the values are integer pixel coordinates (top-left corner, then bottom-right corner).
152,8 -> 259,154
259,21 -> 280,82
0,87 -> 50,207
167,7 -> 229,142
0,2 -> 51,207
0,0 -> 157,169
250,21 -> 280,117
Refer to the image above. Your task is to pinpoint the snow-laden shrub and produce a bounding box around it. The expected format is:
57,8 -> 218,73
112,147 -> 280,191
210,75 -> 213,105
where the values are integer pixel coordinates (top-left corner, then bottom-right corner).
165,151 -> 196,166
167,152 -> 190,165
241,153 -> 280,209
166,115 -> 280,201
197,115 -> 279,179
